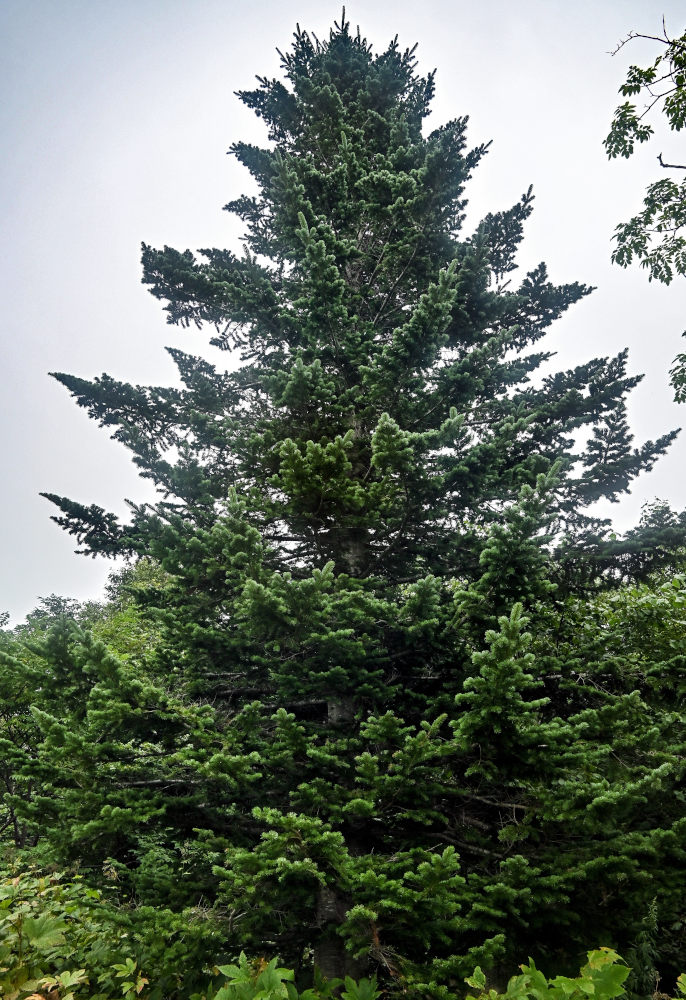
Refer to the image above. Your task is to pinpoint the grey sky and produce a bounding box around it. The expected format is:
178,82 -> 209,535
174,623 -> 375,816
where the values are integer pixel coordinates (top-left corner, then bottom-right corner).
2,0 -> 686,624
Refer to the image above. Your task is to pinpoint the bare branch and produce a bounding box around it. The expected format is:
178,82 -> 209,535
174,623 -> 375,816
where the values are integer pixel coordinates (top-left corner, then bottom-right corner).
658,153 -> 686,170
636,91 -> 668,122
609,30 -> 670,57
610,20 -> 686,57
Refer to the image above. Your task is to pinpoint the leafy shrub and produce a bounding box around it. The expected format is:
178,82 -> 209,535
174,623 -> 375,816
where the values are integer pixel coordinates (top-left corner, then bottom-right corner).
202,952 -> 379,1000
0,866 -> 145,999
0,865 -> 225,1000
465,949 -> 686,1000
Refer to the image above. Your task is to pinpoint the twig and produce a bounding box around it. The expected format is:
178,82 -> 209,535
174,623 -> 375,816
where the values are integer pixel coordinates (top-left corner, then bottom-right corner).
658,153 -> 686,170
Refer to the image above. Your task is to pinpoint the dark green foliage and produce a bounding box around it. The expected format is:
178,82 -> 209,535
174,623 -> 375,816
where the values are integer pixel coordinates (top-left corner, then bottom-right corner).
0,865 -> 231,1000
604,22 -> 686,400
6,13 -> 686,995
5,865 -> 676,1000
605,22 -> 686,285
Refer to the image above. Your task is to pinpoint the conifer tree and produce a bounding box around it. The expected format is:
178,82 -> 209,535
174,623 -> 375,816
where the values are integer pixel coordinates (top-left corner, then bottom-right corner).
33,13 -> 686,990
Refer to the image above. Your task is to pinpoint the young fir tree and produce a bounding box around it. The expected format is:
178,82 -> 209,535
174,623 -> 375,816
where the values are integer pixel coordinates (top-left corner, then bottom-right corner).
31,14 -> 686,992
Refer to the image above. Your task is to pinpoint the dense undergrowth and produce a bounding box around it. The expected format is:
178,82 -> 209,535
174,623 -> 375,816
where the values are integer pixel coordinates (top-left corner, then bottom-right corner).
2,866 -> 684,1000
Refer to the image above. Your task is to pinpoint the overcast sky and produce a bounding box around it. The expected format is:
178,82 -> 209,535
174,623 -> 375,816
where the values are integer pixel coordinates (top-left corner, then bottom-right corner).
2,0 -> 686,624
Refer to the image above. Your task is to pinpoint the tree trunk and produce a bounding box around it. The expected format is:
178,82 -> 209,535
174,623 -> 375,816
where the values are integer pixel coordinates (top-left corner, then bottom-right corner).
315,885 -> 347,981
327,695 -> 355,726
314,884 -> 367,983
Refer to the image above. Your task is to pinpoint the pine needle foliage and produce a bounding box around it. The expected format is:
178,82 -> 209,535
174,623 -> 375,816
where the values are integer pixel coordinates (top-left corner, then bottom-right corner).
17,12 -> 686,992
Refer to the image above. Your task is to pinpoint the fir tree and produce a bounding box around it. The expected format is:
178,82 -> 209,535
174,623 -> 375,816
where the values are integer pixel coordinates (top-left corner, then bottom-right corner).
32,13 -> 686,990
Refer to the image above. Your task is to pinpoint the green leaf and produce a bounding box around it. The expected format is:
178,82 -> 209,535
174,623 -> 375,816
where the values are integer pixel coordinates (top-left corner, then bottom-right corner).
466,967 -> 488,990
22,914 -> 68,950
